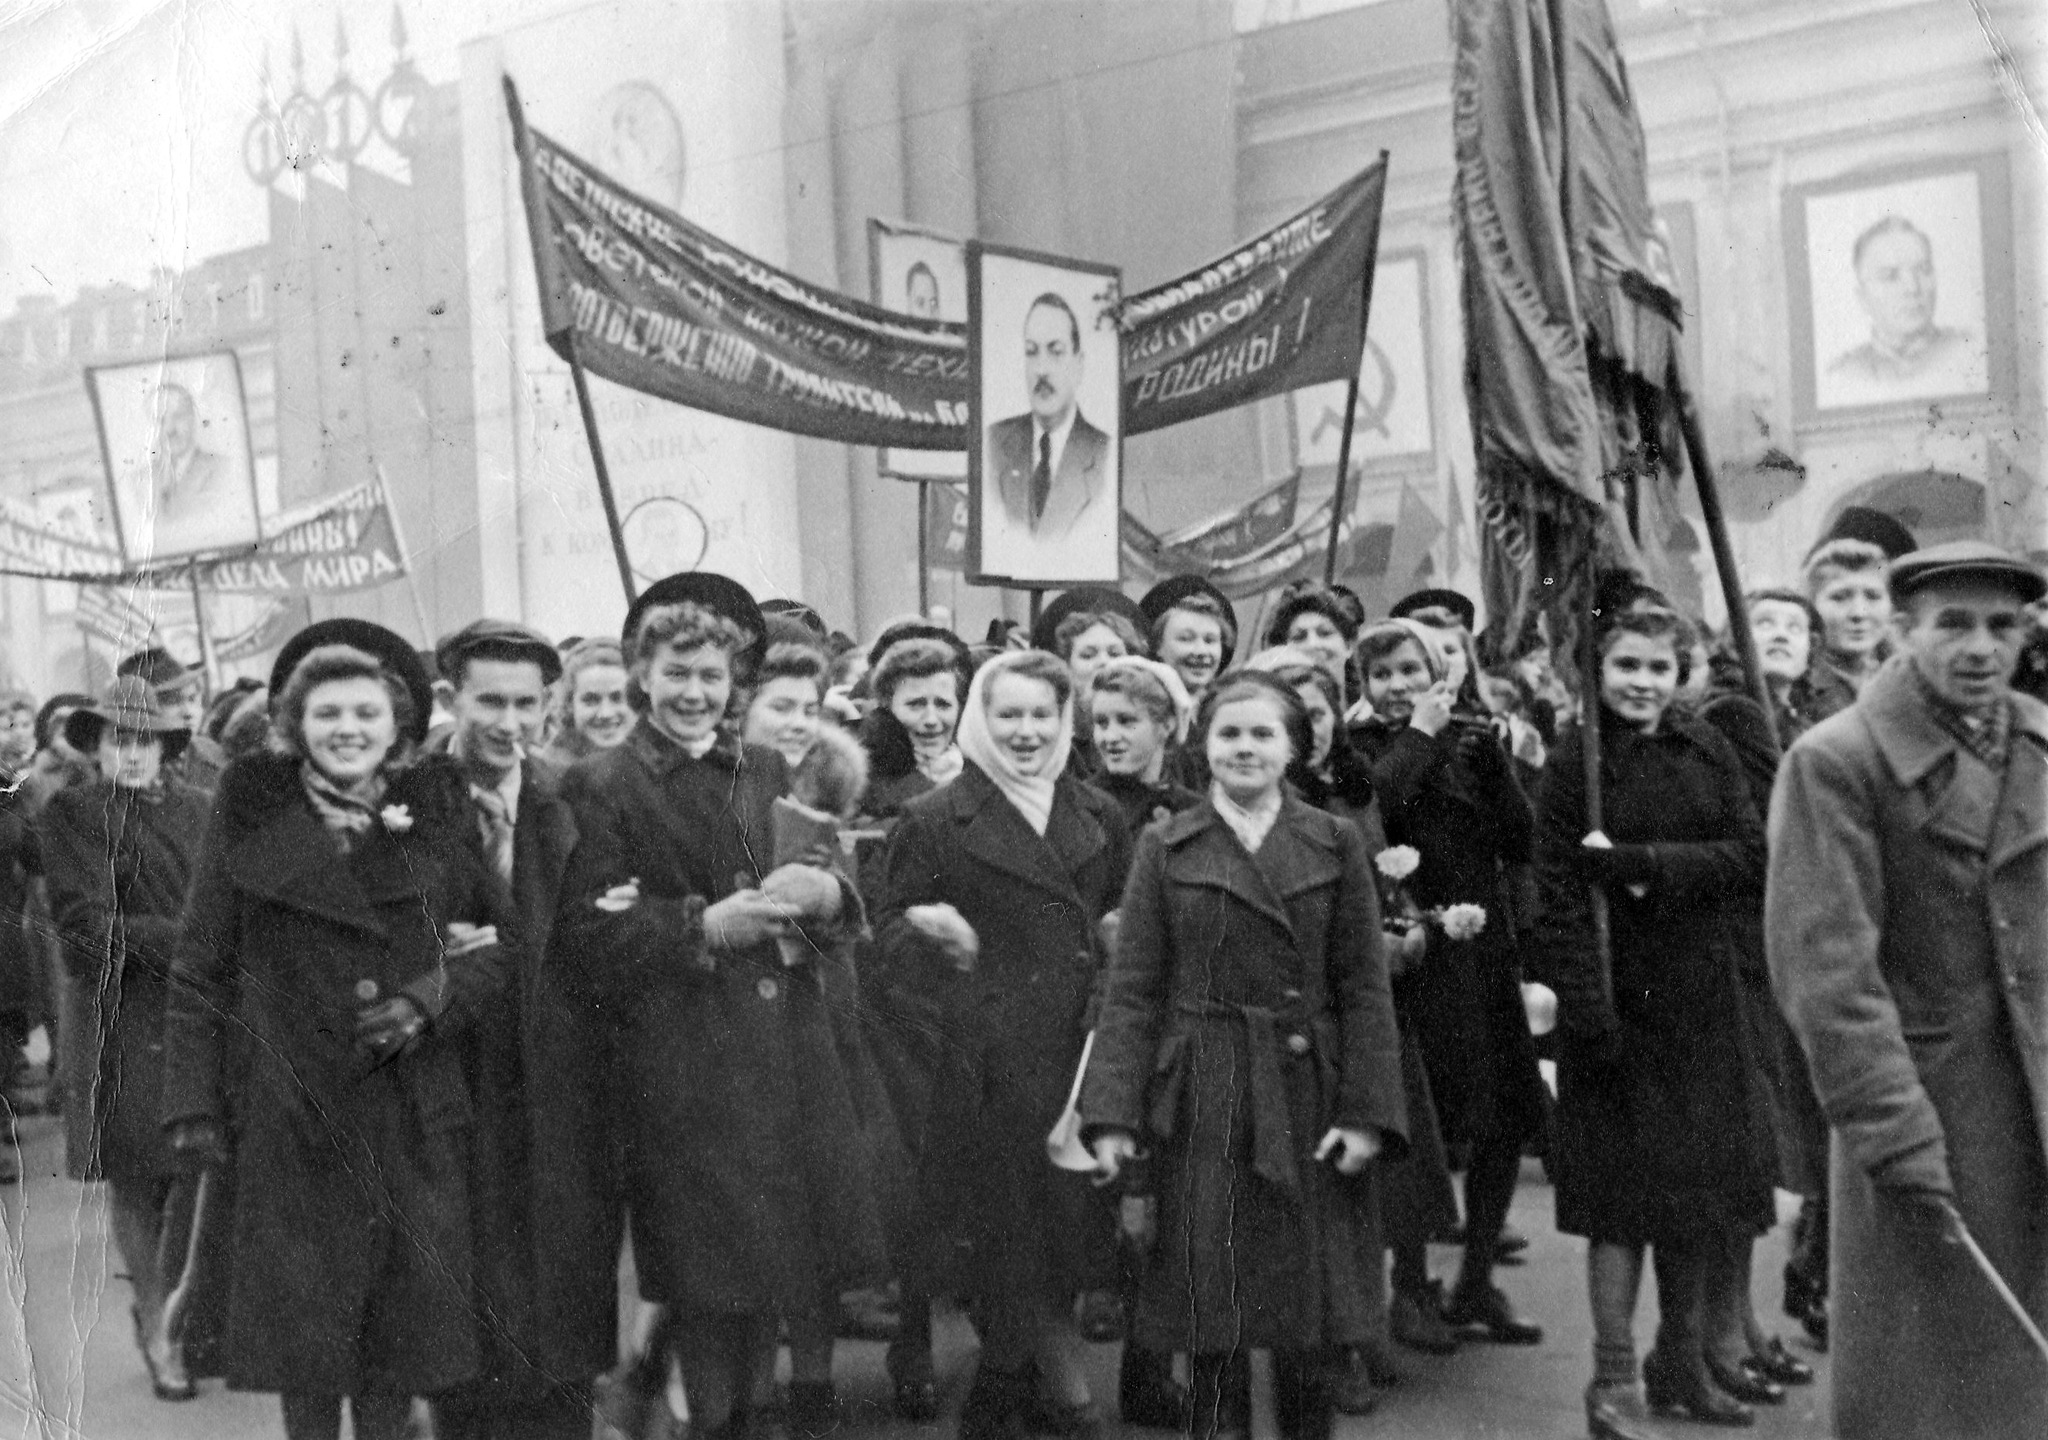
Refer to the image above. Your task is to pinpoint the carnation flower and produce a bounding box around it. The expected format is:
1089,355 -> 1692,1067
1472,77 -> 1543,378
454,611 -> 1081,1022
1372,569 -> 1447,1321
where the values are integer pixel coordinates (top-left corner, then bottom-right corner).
1436,903 -> 1487,941
380,804 -> 414,833
1374,845 -> 1421,881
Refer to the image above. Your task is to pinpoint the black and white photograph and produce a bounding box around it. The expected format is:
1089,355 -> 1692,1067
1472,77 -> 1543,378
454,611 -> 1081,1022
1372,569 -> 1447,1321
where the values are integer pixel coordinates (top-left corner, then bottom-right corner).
967,243 -> 1122,587
1786,154 -> 2013,419
4,5 -> 2048,1440
869,218 -> 969,481
85,351 -> 260,564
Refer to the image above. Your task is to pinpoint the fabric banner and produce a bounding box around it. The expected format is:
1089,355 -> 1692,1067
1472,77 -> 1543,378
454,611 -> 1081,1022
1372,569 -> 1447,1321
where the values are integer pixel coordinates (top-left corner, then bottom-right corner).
0,479 -> 406,593
1118,161 -> 1388,438
1127,474 -> 1301,573
509,91 -> 968,451
75,586 -> 294,663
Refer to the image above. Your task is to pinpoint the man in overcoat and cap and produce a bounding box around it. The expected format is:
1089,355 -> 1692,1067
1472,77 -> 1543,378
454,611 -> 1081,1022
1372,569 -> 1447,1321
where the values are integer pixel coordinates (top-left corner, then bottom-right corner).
1767,540 -> 2048,1439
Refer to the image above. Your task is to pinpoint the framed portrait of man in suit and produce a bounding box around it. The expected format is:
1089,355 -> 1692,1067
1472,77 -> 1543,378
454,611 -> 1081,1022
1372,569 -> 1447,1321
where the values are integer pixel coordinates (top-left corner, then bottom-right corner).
967,243 -> 1123,588
86,350 -> 261,565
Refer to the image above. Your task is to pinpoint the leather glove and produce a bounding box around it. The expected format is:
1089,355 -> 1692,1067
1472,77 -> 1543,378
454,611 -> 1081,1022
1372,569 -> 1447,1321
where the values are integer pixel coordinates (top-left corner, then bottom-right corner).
1574,843 -> 1659,887
167,1118 -> 229,1169
356,996 -> 427,1062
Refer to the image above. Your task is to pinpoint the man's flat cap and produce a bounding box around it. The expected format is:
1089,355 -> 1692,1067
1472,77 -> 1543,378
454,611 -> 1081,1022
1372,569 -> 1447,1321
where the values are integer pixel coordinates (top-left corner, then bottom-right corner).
436,618 -> 564,685
1888,540 -> 2047,605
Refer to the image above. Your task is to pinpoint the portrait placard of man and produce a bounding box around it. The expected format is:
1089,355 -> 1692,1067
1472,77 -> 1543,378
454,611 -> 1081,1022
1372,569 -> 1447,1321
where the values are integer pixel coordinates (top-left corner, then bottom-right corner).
90,352 -> 261,563
1795,160 -> 2005,416
1825,215 -> 1987,404
905,261 -> 942,320
969,247 -> 1122,587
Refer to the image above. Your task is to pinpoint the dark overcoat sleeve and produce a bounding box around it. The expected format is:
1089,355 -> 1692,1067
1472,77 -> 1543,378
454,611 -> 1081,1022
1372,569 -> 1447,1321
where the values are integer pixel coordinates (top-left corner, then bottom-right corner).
1365,726 -> 1454,822
870,804 -> 959,997
36,790 -> 114,982
1631,728 -> 1766,906
1078,826 -> 1171,1140
163,793 -> 241,1127
550,761 -> 711,1009
1530,731 -> 1611,1036
1327,817 -> 1407,1147
1766,735 -> 1950,1192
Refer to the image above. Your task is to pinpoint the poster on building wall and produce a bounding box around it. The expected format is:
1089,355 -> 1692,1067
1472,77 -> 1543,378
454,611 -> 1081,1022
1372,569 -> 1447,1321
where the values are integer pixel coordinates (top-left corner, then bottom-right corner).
872,219 -> 970,482
968,244 -> 1123,588
84,350 -> 261,566
1785,153 -> 2013,423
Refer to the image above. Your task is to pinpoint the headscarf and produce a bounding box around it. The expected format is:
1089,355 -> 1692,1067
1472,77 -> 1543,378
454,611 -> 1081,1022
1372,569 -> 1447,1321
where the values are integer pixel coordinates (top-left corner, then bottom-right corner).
1348,619 -> 1448,724
1092,655 -> 1195,743
954,651 -> 1073,837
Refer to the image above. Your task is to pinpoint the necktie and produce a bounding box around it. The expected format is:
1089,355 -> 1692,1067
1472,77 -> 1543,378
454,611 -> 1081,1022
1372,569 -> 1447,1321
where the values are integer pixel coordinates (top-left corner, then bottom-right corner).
473,787 -> 515,886
1031,431 -> 1052,525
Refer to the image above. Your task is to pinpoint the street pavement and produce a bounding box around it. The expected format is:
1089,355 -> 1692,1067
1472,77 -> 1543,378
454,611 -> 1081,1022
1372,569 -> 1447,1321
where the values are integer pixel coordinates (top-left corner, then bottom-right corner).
4,1105 -> 1835,1440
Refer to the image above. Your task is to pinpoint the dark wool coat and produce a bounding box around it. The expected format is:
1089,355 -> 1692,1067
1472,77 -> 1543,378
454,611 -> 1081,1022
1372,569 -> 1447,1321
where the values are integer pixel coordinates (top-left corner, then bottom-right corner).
1699,691 -> 1826,1199
1351,718 -> 1547,1153
549,725 -> 886,1314
1092,770 -> 1203,840
39,778 -> 211,1184
161,751 -> 512,1396
1767,660 -> 2048,1440
0,781 -> 38,1024
1533,712 -> 1776,1245
440,756 -> 620,1399
874,764 -> 1131,1303
1080,798 -> 1408,1352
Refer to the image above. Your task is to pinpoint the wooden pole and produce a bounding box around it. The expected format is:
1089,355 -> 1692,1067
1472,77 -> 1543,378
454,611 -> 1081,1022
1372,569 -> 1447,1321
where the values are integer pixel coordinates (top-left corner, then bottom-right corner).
187,568 -> 220,690
375,463 -> 437,645
917,479 -> 932,617
1579,548 -> 1613,1010
566,347 -> 640,606
1676,392 -> 1777,747
1322,254 -> 1380,586
503,73 -> 636,606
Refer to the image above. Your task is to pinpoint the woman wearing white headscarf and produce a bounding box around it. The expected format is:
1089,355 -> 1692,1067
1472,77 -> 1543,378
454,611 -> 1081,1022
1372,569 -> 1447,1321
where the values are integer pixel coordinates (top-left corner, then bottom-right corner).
875,650 -> 1133,1440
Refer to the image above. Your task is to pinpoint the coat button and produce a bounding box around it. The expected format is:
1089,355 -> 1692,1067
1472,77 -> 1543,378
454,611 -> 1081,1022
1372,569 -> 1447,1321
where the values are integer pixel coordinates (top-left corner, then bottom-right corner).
1287,1033 -> 1310,1056
354,979 -> 380,1002
757,977 -> 780,1002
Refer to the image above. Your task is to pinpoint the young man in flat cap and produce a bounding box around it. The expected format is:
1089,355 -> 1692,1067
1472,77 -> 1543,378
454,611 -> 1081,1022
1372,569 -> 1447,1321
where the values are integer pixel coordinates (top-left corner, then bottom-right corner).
1767,541 -> 2048,1440
428,620 -> 607,1440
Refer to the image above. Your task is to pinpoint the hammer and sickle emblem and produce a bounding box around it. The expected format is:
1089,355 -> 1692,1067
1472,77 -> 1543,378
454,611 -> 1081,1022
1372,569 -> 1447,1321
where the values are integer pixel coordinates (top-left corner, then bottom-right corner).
1307,340 -> 1399,445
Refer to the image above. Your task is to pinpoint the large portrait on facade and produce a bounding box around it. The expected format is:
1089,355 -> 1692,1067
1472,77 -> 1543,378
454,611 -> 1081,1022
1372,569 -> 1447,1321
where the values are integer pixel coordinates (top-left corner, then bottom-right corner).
967,244 -> 1122,588
1786,154 -> 2013,422
871,218 -> 969,482
86,350 -> 261,565
1291,248 -> 1435,469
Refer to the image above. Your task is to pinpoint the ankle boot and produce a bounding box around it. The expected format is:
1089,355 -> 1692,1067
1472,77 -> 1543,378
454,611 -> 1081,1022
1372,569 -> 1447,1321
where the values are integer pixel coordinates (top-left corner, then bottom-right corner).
957,1363 -> 1031,1440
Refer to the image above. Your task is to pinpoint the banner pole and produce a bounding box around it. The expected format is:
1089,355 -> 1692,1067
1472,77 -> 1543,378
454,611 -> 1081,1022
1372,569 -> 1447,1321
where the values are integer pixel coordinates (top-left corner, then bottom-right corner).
375,463 -> 437,646
917,480 -> 931,616
187,567 -> 220,691
1579,546 -> 1613,1010
566,344 -> 640,606
1322,247 -> 1379,586
1676,389 -> 1776,748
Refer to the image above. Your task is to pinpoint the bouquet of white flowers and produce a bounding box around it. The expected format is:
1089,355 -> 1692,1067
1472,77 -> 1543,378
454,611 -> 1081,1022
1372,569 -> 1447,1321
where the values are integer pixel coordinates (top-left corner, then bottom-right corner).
1431,902 -> 1488,942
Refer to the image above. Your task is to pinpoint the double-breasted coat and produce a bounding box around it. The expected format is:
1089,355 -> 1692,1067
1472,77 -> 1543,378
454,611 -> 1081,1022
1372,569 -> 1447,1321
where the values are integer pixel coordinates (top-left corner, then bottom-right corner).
1533,711 -> 1776,1246
874,763 -> 1131,1303
1080,797 -> 1407,1353
1767,659 -> 2048,1439
40,777 -> 211,1184
549,723 -> 886,1315
161,751 -> 512,1396
1351,718 -> 1547,1153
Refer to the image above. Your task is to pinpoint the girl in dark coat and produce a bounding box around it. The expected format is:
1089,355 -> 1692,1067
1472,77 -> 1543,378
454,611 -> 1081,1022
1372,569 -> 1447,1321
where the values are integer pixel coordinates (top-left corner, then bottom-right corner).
1082,671 -> 1407,1440
1531,608 -> 1775,1439
1087,657 -> 1200,834
849,630 -> 972,1421
40,678 -> 212,1400
875,650 -> 1131,1440
1261,654 -> 1459,1403
162,625 -> 511,1440
1349,619 -> 1547,1348
550,573 -> 883,1440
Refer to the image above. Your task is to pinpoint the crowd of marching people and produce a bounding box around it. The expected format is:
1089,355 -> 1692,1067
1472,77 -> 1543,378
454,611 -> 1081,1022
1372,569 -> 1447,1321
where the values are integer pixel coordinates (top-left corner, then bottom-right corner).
3,504 -> 2046,1440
